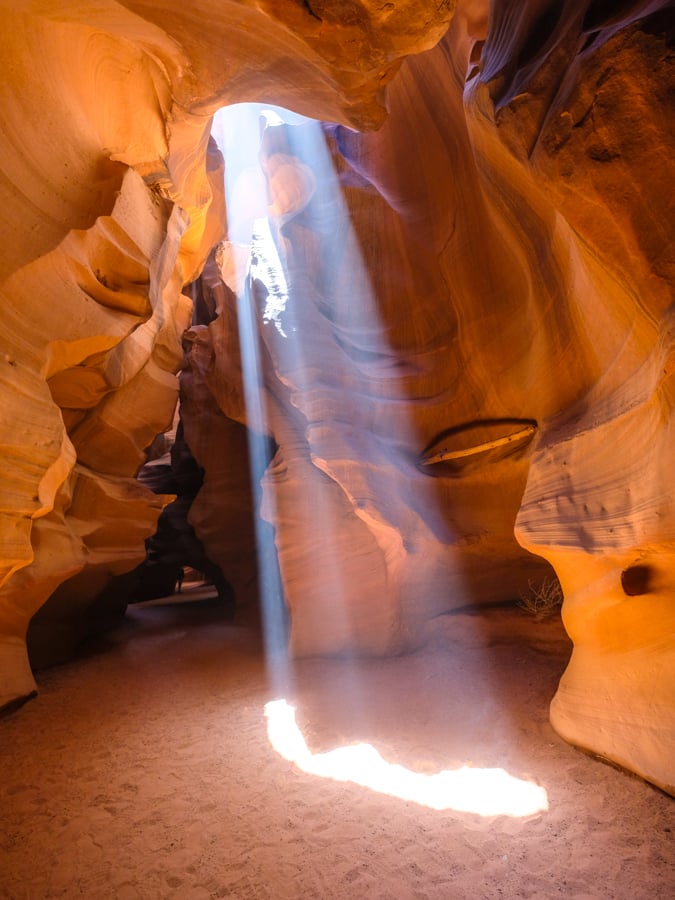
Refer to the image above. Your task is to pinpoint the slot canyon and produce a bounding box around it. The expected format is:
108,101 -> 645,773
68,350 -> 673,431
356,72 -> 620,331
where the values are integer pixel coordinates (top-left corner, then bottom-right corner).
1,1 -> 674,897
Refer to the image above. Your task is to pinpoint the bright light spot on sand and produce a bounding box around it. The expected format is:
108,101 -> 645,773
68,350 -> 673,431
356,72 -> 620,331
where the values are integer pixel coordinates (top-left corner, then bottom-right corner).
265,700 -> 548,818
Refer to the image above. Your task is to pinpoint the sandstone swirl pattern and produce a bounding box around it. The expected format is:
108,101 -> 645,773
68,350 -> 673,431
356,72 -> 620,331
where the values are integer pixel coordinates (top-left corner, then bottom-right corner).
0,1 -> 673,794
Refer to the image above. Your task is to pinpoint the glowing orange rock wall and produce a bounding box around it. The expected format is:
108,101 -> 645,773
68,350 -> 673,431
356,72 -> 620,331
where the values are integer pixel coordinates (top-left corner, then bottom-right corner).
187,4 -> 674,793
0,0 -> 452,706
0,0 -> 673,797
457,3 -> 674,793
492,10 -> 675,796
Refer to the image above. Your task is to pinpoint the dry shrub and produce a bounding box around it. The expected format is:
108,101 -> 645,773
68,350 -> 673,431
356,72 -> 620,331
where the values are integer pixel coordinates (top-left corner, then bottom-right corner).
518,575 -> 564,620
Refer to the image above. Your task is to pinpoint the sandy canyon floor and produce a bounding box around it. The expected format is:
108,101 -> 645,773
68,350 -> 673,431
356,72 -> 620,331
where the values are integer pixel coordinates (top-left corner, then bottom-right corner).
1,588 -> 673,899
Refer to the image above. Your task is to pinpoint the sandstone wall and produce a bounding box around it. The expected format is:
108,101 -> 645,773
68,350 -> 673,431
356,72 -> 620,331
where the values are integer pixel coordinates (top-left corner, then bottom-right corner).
0,0 -> 453,706
0,1 -> 673,795
185,3 -> 674,793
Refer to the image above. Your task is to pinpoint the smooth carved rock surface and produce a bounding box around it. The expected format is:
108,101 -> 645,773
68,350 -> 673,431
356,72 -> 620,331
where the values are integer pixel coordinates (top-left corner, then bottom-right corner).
477,7 -> 675,795
204,116 -> 554,657
188,3 -> 673,793
0,0 -> 673,797
0,0 -> 452,706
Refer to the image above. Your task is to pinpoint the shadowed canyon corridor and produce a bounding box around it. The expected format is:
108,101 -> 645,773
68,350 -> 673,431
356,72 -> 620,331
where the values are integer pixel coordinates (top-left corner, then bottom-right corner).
1,1 -> 674,896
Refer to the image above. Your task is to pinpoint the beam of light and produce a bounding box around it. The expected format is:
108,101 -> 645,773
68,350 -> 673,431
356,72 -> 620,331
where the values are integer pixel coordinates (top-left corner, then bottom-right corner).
265,700 -> 549,818
212,104 -> 298,695
213,104 -> 553,828
212,104 -> 528,782
212,102 -> 411,698
236,268 -> 289,692
216,104 -> 416,654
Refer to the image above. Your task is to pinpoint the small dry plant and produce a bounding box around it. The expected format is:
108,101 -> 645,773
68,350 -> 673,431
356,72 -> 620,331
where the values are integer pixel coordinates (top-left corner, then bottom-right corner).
518,575 -> 564,620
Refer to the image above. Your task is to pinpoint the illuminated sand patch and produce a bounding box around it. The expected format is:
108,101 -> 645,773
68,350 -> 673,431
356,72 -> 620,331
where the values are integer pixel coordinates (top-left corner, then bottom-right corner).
265,699 -> 548,818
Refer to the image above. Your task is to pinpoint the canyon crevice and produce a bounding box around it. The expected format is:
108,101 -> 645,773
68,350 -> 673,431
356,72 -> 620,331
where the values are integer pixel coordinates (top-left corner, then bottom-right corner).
0,1 -> 673,796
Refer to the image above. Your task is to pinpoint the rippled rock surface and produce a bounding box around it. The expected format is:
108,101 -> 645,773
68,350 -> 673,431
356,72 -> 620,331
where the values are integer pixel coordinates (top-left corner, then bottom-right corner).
0,1 -> 673,794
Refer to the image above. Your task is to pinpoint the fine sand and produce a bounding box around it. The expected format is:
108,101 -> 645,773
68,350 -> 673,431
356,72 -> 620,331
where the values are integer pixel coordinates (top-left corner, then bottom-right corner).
1,588 -> 673,899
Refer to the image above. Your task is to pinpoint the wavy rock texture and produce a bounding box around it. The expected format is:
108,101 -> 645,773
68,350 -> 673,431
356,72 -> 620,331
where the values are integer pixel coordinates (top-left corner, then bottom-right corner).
457,1 -> 674,793
490,6 -> 675,795
187,2 -> 674,793
0,0 -> 673,796
205,116 -> 556,657
0,0 -> 454,707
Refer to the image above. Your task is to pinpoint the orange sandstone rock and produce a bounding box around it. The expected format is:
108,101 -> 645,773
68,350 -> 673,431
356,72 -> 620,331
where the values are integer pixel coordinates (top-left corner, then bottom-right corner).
0,0 -> 673,800
0,0 -> 454,705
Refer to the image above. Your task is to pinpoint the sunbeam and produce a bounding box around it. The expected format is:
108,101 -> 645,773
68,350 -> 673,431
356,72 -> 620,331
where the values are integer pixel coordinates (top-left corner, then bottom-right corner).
211,103 -> 526,798
212,103 -> 299,694
265,699 -> 549,818
211,101 -> 423,688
